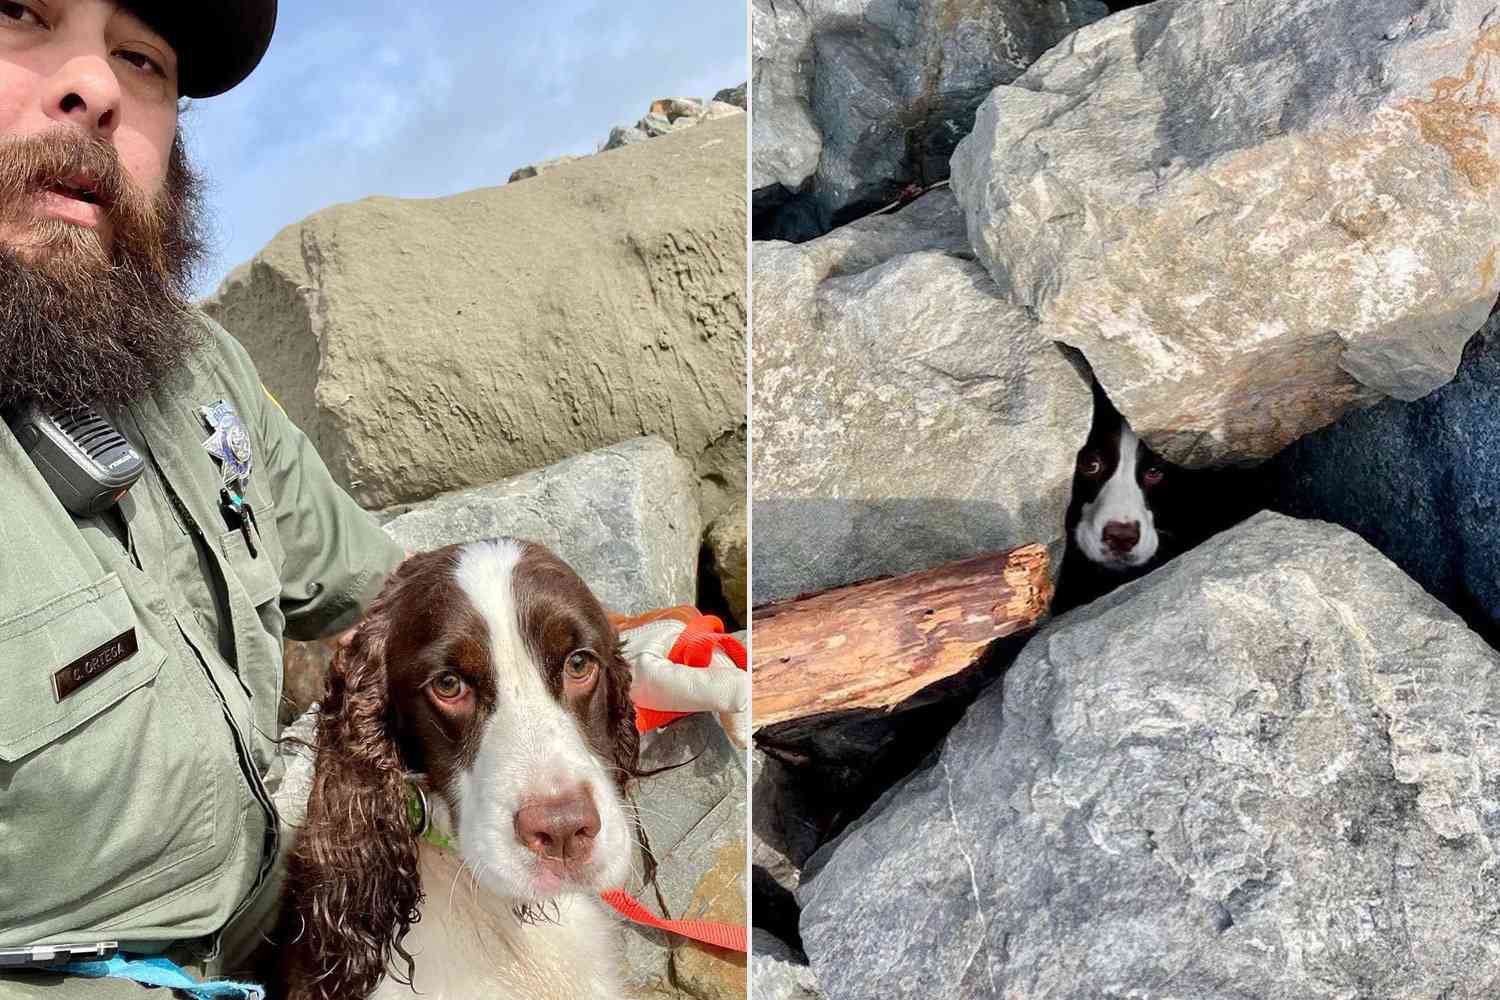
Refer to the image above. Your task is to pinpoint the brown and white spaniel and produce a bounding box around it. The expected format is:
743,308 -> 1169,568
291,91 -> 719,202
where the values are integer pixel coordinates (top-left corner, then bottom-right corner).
278,539 -> 640,1000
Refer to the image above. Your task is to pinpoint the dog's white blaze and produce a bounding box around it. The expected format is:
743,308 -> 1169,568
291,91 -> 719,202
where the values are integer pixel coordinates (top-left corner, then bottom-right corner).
448,540 -> 633,901
453,539 -> 550,702
1074,424 -> 1160,570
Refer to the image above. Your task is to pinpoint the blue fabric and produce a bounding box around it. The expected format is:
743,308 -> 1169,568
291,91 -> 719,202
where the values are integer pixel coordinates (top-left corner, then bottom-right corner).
59,954 -> 264,999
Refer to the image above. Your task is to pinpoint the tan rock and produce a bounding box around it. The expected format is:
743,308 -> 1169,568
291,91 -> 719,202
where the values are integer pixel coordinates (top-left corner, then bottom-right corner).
705,500 -> 747,628
506,154 -> 583,182
671,840 -> 748,1000
952,0 -> 1500,465
203,116 -> 746,515
651,97 -> 706,121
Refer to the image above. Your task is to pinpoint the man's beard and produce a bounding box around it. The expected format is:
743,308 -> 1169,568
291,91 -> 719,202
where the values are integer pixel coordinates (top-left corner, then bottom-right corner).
0,129 -> 209,411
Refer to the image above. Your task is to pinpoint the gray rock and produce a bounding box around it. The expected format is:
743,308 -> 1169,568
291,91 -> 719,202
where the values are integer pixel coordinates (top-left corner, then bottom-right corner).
798,512 -> 1500,999
951,0 -> 1500,466
603,124 -> 649,150
1273,317 -> 1500,646
751,0 -> 1105,231
751,190 -> 1091,603
751,0 -> 821,199
506,154 -> 582,182
750,749 -> 826,890
639,111 -> 677,137
704,100 -> 744,122
751,749 -> 826,944
621,713 -> 747,996
380,436 -> 700,616
203,116 -> 746,517
752,930 -> 825,1000
713,82 -> 747,110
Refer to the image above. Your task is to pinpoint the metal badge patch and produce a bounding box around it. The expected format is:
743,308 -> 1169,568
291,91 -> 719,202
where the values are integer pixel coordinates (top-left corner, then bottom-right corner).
199,400 -> 253,487
53,628 -> 138,701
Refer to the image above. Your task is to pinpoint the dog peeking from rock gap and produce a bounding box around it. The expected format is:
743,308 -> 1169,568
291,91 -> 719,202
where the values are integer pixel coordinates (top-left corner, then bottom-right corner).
277,538 -> 640,1000
1053,382 -> 1221,614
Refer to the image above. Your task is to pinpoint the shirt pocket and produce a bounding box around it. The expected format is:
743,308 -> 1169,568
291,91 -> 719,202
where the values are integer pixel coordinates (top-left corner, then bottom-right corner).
0,573 -> 220,939
216,525 -> 285,772
218,525 -> 281,608
0,573 -> 166,760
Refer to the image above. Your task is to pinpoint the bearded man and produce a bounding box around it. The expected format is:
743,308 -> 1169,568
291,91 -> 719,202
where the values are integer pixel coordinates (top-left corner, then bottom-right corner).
0,2 -> 410,995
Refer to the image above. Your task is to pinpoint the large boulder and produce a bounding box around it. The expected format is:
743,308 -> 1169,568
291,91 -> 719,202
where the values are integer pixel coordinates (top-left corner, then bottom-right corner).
751,190 -> 1091,604
204,115 -> 746,520
1273,317 -> 1500,645
751,0 -> 1105,238
751,931 -> 825,1000
380,436 -> 700,616
798,512 -> 1500,999
951,0 -> 1500,466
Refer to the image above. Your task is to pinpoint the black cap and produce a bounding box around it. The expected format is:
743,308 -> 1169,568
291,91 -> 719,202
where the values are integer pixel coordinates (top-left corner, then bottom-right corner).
130,1 -> 278,99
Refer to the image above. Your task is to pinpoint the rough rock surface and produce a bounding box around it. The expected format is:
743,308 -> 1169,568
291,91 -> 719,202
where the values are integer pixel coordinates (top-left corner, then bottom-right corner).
204,115 -> 745,516
752,190 -> 1091,603
378,436 -> 700,616
798,512 -> 1500,999
714,82 -> 747,110
506,154 -> 581,182
672,840 -> 749,999
952,0 -> 1500,466
603,94 -> 746,152
622,712 -> 748,999
1273,318 -> 1500,647
751,0 -> 1105,237
705,500 -> 747,628
604,125 -> 650,151
751,930 -> 825,1000
751,749 -> 827,947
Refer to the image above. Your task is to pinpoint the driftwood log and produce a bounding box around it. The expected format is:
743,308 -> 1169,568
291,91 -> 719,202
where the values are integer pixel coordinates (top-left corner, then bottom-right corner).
751,543 -> 1051,730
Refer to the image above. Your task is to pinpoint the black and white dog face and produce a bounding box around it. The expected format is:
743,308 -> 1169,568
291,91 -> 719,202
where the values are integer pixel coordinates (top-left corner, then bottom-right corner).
1054,383 -> 1270,614
1055,384 -> 1188,613
1069,413 -> 1171,572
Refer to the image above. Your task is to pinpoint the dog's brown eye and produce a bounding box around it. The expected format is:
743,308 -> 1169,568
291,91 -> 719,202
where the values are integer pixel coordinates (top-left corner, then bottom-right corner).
564,650 -> 599,685
1143,467 -> 1165,486
1080,453 -> 1103,477
431,670 -> 466,701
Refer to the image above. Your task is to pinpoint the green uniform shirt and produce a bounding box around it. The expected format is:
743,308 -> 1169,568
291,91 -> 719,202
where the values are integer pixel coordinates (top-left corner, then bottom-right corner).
0,311 -> 406,956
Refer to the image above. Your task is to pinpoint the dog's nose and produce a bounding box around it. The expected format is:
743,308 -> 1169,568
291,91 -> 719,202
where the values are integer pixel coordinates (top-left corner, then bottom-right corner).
1102,520 -> 1140,554
514,788 -> 601,871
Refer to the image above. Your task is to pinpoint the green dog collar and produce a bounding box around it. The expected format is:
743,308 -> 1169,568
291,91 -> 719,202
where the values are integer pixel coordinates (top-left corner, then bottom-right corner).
404,779 -> 454,851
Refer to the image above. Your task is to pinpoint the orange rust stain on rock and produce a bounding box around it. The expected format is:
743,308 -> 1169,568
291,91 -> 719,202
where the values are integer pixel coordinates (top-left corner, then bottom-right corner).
1398,23 -> 1500,189
1480,246 -> 1497,290
1401,23 -> 1500,190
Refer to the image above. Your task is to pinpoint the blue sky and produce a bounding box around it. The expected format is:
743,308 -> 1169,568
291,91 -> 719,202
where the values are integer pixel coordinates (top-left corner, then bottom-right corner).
179,2 -> 747,297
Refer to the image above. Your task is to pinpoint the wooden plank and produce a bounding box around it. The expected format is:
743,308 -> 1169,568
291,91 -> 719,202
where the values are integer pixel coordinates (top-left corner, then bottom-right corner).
751,544 -> 1051,729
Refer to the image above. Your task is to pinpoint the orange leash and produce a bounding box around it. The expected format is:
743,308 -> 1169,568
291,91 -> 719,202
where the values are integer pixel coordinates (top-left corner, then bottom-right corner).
599,889 -> 748,953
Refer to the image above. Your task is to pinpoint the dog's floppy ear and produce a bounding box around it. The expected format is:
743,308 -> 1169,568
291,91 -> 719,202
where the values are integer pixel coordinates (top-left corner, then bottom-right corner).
607,632 -> 640,794
281,611 -> 421,1000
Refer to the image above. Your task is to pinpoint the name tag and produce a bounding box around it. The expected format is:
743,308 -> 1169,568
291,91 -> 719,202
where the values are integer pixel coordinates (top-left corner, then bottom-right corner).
52,629 -> 138,701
